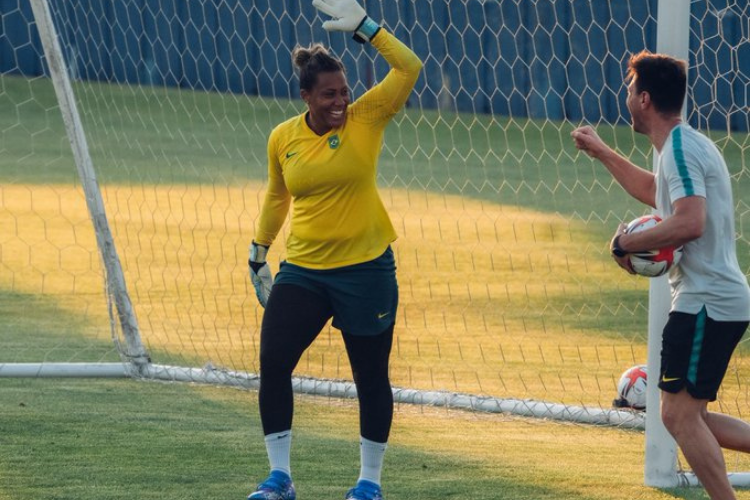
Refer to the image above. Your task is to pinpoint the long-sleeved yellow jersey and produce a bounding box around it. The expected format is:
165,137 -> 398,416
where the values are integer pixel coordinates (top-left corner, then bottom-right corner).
254,29 -> 422,269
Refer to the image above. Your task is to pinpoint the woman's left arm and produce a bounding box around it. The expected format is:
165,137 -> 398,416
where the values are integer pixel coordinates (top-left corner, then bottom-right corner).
365,29 -> 423,114
312,0 -> 422,115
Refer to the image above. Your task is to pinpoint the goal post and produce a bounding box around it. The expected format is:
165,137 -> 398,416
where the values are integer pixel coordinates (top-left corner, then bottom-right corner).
1,0 -> 749,488
27,0 -> 149,371
643,0 -> 690,488
644,0 -> 750,488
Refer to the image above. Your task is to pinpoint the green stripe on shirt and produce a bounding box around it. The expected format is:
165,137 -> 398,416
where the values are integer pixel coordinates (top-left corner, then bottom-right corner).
672,126 -> 695,196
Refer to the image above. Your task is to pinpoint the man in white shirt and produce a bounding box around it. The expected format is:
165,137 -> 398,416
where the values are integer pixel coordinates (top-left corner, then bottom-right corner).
571,50 -> 750,500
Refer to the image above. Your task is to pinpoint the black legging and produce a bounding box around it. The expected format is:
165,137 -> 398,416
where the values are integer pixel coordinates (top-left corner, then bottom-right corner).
258,284 -> 395,443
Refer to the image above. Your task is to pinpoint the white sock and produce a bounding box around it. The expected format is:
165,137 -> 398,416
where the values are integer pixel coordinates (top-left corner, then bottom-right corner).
264,430 -> 292,476
358,437 -> 387,485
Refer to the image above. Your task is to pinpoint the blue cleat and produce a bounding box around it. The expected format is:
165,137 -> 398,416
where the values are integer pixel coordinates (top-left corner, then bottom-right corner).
247,470 -> 296,500
345,479 -> 383,500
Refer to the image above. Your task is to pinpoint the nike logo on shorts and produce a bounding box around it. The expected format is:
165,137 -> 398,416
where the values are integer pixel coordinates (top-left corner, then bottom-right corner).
661,376 -> 681,383
377,312 -> 390,319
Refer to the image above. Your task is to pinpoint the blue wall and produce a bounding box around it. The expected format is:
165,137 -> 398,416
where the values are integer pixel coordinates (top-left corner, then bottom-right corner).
1,0 -> 747,131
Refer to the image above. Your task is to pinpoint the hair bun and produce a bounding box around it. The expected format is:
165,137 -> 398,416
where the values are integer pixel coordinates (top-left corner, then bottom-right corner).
292,43 -> 344,92
293,44 -> 330,69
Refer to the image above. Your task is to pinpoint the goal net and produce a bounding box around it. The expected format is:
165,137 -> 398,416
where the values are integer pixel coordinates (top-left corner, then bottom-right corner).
1,0 -> 748,480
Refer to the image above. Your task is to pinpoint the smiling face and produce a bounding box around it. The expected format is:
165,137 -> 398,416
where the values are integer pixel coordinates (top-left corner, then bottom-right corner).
301,71 -> 349,135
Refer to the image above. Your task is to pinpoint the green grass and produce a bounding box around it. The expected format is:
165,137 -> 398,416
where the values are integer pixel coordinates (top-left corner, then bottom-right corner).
2,74 -> 747,248
0,280 -> 740,500
2,68 -> 750,500
3,74 -> 747,214
1,73 -> 748,391
0,377 -> 737,500
0,290 -> 119,363
0,75 -> 284,185
0,293 -> 659,500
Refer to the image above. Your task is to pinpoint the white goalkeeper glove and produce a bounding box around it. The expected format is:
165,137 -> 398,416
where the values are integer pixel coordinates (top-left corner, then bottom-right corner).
248,241 -> 273,308
312,0 -> 381,43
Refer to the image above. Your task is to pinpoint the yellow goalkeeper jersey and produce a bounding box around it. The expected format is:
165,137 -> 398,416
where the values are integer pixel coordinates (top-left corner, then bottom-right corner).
254,29 -> 422,269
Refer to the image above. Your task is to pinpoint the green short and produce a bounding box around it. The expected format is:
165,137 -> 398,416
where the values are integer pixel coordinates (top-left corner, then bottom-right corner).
274,247 -> 398,336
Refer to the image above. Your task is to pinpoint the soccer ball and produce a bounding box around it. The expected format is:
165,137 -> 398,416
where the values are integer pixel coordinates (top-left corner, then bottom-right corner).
613,364 -> 647,410
624,215 -> 683,277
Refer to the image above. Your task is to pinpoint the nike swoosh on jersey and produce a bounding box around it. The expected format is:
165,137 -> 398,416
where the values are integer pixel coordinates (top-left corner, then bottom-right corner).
377,312 -> 390,319
285,151 -> 298,158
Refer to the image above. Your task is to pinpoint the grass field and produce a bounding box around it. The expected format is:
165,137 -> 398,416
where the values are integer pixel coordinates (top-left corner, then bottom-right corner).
2,72 -> 750,498
4,285 -> 750,499
6,377 -> 750,500
2,74 -> 749,403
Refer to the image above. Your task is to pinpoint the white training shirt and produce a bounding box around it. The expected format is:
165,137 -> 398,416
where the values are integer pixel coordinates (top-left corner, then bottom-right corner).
655,123 -> 750,321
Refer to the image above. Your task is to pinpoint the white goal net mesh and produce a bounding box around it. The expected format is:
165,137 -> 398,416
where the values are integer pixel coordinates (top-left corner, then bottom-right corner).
1,0 -> 748,433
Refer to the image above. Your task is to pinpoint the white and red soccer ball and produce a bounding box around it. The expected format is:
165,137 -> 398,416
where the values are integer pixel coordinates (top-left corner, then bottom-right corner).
613,364 -> 647,410
623,214 -> 683,277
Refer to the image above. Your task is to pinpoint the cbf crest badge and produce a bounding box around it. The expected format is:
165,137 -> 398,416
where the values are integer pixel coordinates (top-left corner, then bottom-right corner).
328,134 -> 340,149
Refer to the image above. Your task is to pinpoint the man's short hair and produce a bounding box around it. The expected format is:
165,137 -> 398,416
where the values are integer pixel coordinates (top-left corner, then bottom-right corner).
626,50 -> 687,115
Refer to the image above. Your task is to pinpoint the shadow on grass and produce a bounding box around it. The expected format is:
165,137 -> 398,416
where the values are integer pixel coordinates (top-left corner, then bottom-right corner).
0,290 -> 119,364
0,287 -> 711,500
0,377 -> 686,500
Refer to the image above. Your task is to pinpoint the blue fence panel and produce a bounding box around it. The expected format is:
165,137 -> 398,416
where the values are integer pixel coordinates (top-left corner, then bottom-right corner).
0,0 -> 42,75
151,2 -> 184,88
0,0 -> 744,131
689,0 -> 749,132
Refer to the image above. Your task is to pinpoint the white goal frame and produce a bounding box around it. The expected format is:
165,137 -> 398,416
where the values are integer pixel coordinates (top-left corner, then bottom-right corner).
1,0 -> 747,489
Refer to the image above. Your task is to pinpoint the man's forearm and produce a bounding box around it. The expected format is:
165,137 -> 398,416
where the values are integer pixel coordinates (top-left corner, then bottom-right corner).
597,148 -> 656,207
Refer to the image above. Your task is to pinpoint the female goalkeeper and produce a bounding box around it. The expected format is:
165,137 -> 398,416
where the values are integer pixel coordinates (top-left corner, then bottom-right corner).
246,1 -> 422,499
